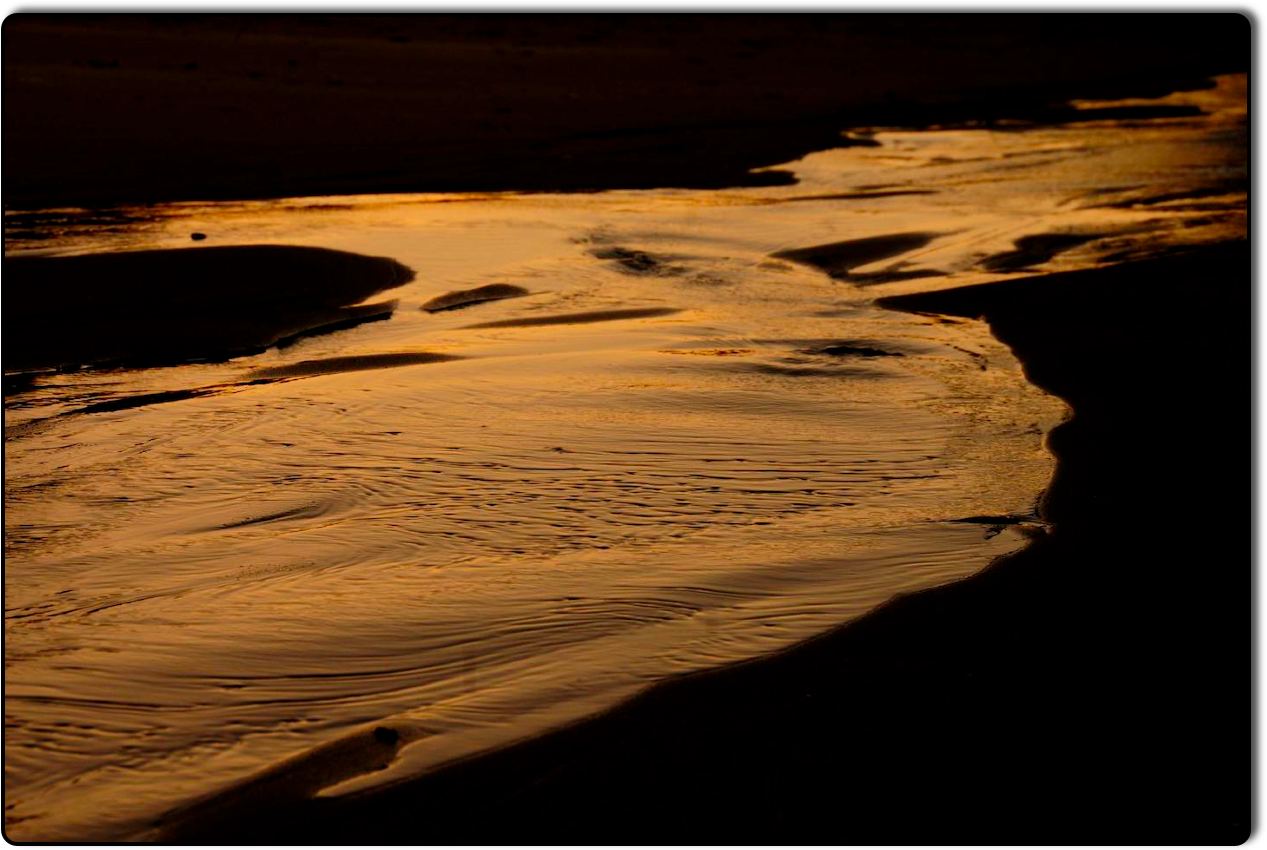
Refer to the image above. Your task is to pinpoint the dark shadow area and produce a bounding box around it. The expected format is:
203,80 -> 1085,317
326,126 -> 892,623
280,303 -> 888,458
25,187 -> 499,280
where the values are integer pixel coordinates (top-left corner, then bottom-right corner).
1013,102 -> 1207,125
848,268 -> 947,286
2,245 -> 413,373
463,306 -> 680,329
421,283 -> 530,313
10,352 -> 460,431
803,342 -> 904,358
778,188 -> 939,203
246,351 -> 460,380
158,241 -> 1247,844
151,725 -> 404,842
772,231 -> 941,279
1099,179 -> 1248,210
73,386 -> 223,415
591,246 -> 684,276
979,232 -> 1102,272
2,13 -> 1247,207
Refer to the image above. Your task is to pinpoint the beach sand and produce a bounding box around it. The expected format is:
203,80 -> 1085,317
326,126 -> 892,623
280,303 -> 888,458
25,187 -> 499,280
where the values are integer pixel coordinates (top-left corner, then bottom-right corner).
4,245 -> 413,373
154,241 -> 1248,844
2,13 -> 1248,844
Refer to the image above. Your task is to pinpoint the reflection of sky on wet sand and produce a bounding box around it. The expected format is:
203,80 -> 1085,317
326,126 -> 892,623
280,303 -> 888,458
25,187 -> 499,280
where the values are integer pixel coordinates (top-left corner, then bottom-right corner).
2,75 -> 1245,840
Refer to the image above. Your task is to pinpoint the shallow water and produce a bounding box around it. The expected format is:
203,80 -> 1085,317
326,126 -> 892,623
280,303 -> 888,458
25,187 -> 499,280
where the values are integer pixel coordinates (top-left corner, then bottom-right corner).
3,75 -> 1245,840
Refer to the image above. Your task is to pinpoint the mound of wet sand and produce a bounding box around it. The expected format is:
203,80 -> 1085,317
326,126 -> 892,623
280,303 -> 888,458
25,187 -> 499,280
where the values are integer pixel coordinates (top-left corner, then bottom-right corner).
3,245 -> 414,374
246,351 -> 460,380
6,352 -> 459,440
772,231 -> 946,284
421,283 -> 529,313
158,241 -> 1246,844
978,232 -> 1102,272
463,306 -> 679,329
591,246 -> 681,275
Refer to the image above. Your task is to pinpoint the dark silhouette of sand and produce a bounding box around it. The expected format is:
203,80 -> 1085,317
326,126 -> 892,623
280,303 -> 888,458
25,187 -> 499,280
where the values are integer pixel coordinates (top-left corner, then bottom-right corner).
421,283 -> 529,313
2,14 -> 1247,207
148,724 -> 406,841
778,189 -> 939,203
3,245 -> 413,374
979,232 -> 1102,272
7,353 -> 460,437
463,307 -> 680,329
804,342 -> 903,358
590,247 -> 682,275
246,351 -> 460,380
156,242 -> 1247,844
772,231 -> 941,280
72,386 -> 228,416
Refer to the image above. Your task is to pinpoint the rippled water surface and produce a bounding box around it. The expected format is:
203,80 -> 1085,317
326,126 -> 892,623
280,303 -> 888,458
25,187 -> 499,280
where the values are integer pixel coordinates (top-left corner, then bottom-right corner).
3,76 -> 1245,839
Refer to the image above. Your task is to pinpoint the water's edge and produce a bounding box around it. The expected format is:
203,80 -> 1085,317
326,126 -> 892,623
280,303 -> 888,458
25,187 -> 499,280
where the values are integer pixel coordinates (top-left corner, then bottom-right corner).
148,240 -> 1249,843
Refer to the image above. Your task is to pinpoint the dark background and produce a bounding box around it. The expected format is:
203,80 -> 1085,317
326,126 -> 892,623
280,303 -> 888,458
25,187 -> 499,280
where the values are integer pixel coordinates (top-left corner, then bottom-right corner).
2,13 -> 1249,206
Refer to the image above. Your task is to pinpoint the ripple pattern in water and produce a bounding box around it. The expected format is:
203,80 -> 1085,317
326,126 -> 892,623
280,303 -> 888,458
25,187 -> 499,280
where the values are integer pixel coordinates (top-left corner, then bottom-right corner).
3,75 -> 1245,840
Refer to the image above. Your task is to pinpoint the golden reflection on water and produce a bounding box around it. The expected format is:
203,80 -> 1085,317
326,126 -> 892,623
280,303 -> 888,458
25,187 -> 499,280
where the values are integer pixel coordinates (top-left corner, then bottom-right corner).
3,75 -> 1246,840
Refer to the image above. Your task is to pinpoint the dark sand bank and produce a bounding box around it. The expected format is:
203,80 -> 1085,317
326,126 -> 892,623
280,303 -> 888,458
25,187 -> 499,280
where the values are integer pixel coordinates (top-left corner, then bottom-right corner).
245,351 -> 460,381
421,283 -> 529,313
154,725 -> 405,841
979,232 -> 1104,272
463,306 -> 680,329
3,14 -> 1247,207
2,245 -> 413,374
591,246 -> 683,276
5,353 -> 459,440
772,231 -> 942,279
159,242 -> 1248,844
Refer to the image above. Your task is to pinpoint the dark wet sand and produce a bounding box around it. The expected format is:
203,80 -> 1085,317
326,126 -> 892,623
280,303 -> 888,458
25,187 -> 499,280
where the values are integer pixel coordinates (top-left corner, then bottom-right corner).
149,725 -> 405,841
772,232 -> 941,279
3,245 -> 413,374
5,353 -> 460,439
804,342 -> 903,358
590,246 -> 681,275
3,14 -> 1246,207
780,189 -> 940,203
159,241 -> 1247,844
246,351 -> 460,381
979,232 -> 1103,272
463,306 -> 680,329
421,283 -> 529,313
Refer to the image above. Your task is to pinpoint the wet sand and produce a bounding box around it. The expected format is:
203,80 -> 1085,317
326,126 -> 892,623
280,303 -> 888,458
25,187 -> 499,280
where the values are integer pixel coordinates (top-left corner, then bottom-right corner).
245,351 -> 461,381
3,245 -> 413,373
772,232 -> 942,281
157,241 -> 1247,844
463,306 -> 681,329
421,283 -> 530,313
3,14 -> 1246,207
2,15 -> 1247,843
